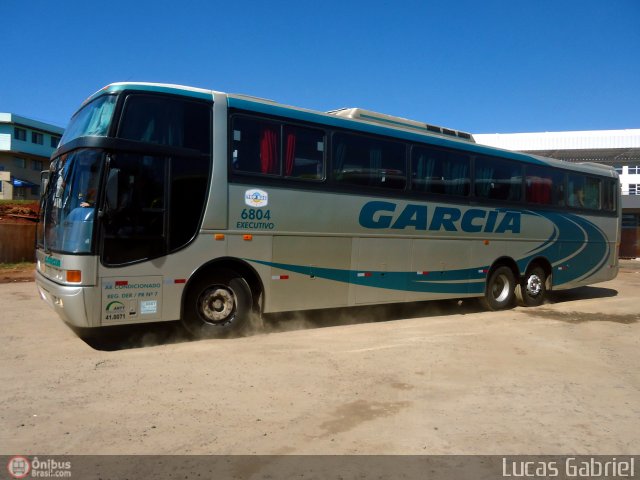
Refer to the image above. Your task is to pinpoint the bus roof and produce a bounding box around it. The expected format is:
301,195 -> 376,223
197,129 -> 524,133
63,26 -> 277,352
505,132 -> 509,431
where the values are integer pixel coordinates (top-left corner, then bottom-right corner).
90,82 -> 617,178
84,82 -> 215,105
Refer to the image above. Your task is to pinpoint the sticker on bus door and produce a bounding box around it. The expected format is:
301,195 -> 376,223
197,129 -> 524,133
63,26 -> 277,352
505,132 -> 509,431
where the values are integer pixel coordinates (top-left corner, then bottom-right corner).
101,276 -> 163,325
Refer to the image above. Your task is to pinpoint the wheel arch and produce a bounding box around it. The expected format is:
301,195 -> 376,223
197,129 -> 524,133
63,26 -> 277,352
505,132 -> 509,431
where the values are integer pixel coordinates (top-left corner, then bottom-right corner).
181,257 -> 264,319
488,256 -> 519,280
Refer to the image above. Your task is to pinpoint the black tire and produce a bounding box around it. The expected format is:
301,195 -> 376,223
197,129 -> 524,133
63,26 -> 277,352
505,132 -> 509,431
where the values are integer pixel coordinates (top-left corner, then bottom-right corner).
481,266 -> 516,311
516,265 -> 547,307
182,269 -> 254,338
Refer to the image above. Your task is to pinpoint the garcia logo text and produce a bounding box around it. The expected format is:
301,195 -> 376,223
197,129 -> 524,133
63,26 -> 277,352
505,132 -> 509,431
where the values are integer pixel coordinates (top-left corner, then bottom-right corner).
359,201 -> 521,233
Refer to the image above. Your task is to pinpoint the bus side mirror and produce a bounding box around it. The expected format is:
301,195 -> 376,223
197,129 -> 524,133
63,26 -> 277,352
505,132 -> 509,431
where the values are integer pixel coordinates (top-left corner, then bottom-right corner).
40,170 -> 50,197
105,168 -> 120,211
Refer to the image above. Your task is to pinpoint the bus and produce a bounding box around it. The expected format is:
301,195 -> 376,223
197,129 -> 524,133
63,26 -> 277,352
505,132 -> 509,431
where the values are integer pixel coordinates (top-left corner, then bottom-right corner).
35,82 -> 620,337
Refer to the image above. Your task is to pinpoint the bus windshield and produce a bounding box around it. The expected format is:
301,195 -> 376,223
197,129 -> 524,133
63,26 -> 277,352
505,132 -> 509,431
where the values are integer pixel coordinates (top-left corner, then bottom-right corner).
59,95 -> 117,146
38,149 -> 103,253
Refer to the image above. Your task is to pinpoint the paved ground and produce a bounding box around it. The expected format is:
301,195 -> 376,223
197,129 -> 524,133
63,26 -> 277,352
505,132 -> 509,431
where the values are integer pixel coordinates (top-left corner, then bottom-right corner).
1,261 -> 638,455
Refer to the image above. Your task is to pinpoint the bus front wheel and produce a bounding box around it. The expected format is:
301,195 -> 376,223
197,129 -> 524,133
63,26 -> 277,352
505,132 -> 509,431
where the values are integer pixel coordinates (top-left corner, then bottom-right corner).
516,265 -> 547,307
481,266 -> 516,311
183,270 -> 253,338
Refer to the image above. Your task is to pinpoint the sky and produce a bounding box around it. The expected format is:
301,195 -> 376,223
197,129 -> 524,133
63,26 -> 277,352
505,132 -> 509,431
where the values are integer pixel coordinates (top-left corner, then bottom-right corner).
2,0 -> 639,134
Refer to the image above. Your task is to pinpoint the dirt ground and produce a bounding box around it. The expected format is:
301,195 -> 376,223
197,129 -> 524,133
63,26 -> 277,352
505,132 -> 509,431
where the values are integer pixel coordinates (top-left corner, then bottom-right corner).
0,261 -> 638,455
0,263 -> 35,283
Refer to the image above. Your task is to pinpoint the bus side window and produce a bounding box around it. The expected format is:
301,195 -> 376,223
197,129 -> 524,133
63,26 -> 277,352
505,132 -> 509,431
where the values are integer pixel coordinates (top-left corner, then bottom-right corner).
584,177 -> 601,210
411,146 -> 470,196
602,178 -> 617,211
525,165 -> 565,207
568,174 -> 600,210
332,132 -> 406,189
283,125 -> 325,180
474,156 -> 522,202
232,116 -> 280,175
568,174 -> 585,208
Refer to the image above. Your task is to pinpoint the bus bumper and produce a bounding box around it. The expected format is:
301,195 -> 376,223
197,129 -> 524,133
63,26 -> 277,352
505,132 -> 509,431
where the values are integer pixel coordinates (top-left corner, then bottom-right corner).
35,271 -> 97,328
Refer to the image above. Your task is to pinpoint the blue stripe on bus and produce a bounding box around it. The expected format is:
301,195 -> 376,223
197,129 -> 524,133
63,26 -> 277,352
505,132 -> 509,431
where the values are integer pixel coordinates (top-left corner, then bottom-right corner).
246,213 -> 609,294
249,259 -> 484,294
227,97 -> 550,168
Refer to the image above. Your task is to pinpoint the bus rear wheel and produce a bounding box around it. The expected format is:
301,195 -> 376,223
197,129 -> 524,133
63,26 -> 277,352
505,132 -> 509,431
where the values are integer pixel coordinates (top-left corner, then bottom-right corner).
481,266 -> 516,311
183,270 -> 253,338
516,265 -> 547,307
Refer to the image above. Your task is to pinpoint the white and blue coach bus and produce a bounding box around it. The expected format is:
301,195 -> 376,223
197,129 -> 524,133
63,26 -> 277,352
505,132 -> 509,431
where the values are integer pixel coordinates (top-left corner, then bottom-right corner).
35,83 -> 620,337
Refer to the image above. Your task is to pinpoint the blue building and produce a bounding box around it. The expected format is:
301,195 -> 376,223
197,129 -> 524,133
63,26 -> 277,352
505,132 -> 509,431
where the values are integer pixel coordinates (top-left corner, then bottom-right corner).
0,113 -> 64,200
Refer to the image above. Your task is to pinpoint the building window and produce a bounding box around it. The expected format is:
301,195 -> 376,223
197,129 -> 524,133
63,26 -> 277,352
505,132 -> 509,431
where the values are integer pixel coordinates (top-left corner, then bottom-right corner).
14,127 -> 27,141
50,136 -> 60,148
614,165 -> 624,174
13,157 -> 26,169
31,160 -> 43,171
628,166 -> 640,175
629,184 -> 639,195
32,132 -> 44,145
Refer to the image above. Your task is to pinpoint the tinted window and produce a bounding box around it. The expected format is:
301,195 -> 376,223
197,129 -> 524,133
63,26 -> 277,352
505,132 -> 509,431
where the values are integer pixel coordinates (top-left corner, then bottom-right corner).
102,154 -> 167,265
602,179 -> 617,212
475,156 -> 522,202
118,95 -> 211,153
169,156 -> 210,250
231,116 -> 280,175
283,125 -> 324,180
102,152 -> 210,265
525,165 -> 565,206
332,132 -> 406,189
411,146 -> 470,196
568,174 -> 600,210
231,116 -> 325,180
14,127 -> 27,141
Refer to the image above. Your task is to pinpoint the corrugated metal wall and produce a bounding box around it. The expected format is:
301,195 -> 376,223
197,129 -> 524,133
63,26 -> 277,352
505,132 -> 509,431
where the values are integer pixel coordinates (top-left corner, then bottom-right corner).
0,224 -> 36,263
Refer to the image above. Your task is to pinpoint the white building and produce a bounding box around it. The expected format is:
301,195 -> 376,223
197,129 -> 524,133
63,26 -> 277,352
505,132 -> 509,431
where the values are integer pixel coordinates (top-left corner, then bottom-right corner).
475,129 -> 640,258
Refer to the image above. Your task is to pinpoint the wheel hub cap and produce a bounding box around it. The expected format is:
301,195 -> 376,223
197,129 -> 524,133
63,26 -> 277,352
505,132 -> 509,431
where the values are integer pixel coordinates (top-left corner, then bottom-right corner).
200,287 -> 235,323
526,275 -> 542,297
